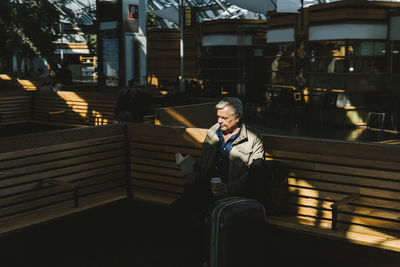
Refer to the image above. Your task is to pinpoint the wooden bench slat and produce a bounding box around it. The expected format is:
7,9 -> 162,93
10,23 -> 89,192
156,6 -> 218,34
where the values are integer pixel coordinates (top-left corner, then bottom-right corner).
0,149 -> 124,180
0,151 -> 123,184
288,178 -> 400,201
0,163 -> 125,199
281,159 -> 400,181
130,156 -> 180,169
0,135 -> 124,160
0,170 -> 126,208
0,157 -> 124,190
287,194 -> 400,223
0,187 -> 126,236
132,179 -> 184,193
128,124 -> 204,149
0,142 -> 124,169
130,148 -> 177,161
132,188 -> 180,206
0,178 -> 126,218
131,142 -> 201,156
288,185 -> 400,212
266,215 -> 400,252
131,170 -> 184,185
130,164 -> 182,177
264,135 -> 400,163
289,169 -> 400,191
267,150 -> 400,172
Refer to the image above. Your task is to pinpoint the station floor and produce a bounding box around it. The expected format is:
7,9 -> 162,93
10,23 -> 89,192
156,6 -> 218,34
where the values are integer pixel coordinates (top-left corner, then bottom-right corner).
2,199 -> 400,267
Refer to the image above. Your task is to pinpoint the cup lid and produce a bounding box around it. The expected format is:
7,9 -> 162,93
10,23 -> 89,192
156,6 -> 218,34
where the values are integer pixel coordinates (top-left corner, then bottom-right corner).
210,177 -> 222,183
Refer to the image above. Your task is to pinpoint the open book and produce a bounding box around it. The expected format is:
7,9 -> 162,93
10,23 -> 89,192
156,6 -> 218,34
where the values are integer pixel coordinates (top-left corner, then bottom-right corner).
175,152 -> 196,175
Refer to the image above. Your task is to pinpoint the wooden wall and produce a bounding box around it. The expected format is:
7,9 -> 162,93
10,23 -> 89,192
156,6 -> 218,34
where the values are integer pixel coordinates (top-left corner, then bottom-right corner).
147,28 -> 198,83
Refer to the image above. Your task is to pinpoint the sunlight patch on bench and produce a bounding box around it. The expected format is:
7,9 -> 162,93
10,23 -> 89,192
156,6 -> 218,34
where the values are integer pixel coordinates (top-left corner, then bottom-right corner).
17,79 -> 36,91
164,108 -> 195,128
288,175 -> 321,226
0,74 -> 11,80
57,91 -> 88,118
185,128 -> 206,143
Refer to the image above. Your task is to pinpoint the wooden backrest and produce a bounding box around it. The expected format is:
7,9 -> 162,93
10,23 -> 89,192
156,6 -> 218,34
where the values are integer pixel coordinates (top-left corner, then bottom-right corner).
0,124 -> 127,234
0,92 -> 31,124
127,123 -> 206,206
32,91 -> 117,126
263,134 -> 400,234
155,102 -> 217,128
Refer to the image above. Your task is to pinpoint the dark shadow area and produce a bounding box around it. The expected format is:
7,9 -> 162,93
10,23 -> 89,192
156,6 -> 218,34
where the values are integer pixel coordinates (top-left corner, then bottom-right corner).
1,200 -> 204,267
2,199 -> 400,267
266,225 -> 400,267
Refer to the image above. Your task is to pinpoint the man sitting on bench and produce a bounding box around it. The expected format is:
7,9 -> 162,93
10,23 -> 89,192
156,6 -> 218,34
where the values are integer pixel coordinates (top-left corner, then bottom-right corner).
186,97 -> 264,207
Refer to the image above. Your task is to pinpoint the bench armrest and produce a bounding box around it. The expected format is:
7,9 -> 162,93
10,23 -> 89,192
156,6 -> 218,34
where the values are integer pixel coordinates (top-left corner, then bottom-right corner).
330,193 -> 360,230
43,178 -> 79,208
48,110 -> 66,115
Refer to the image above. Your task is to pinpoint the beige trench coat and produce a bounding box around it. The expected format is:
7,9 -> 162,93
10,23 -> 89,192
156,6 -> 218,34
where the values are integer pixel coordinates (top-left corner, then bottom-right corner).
194,123 -> 264,195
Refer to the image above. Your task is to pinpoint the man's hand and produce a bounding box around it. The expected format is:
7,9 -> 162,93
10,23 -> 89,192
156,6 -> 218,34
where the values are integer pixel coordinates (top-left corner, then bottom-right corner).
213,182 -> 229,197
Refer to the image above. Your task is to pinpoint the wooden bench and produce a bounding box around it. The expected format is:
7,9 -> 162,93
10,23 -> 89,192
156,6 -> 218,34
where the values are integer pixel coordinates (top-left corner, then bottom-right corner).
0,92 -> 31,125
127,123 -> 207,206
263,134 -> 400,253
0,124 -> 128,235
126,124 -> 400,253
2,121 -> 400,256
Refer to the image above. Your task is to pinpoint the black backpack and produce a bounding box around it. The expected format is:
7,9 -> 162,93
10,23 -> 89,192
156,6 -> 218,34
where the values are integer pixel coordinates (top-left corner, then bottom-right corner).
247,159 -> 288,215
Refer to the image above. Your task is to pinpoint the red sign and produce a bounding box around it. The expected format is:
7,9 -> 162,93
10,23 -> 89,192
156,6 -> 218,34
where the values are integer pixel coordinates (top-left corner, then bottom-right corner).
129,5 -> 138,19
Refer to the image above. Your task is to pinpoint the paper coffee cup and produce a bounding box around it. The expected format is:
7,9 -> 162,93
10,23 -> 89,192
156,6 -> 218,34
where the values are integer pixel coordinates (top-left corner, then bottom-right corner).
210,177 -> 222,194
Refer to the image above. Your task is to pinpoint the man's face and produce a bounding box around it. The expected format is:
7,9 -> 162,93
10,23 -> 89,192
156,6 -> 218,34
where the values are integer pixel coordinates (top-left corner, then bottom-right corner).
217,106 -> 239,134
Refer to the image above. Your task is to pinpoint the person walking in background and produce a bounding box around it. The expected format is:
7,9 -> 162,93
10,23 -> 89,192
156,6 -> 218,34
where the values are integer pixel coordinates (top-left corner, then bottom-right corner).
114,79 -> 149,123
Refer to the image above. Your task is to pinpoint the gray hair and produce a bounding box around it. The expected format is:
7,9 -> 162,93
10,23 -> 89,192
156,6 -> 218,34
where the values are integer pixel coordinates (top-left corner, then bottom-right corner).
215,97 -> 243,119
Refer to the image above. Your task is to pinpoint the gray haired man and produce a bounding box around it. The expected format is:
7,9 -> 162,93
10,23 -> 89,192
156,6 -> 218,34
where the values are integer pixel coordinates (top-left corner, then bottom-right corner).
190,97 -> 264,201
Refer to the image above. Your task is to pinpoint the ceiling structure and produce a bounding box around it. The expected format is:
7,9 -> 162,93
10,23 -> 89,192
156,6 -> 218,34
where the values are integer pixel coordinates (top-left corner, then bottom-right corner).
48,0 -> 344,30
44,0 -> 400,39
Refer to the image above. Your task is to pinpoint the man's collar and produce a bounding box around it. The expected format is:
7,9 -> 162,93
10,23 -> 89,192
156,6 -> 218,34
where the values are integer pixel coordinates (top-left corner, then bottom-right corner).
208,123 -> 248,145
216,125 -> 241,140
232,124 -> 247,145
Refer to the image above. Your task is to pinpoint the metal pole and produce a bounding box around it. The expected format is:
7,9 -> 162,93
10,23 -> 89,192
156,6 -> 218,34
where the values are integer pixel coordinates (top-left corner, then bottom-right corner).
179,0 -> 185,92
59,23 -> 64,65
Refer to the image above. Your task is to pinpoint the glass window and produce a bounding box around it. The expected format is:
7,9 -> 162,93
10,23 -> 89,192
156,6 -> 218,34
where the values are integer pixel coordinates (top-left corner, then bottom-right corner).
348,40 -> 386,56
266,57 -> 293,72
346,74 -> 385,91
308,74 -> 346,90
347,57 -> 386,73
309,57 -> 346,73
309,41 -> 347,57
271,72 -> 293,85
266,43 -> 295,57
392,41 -> 400,74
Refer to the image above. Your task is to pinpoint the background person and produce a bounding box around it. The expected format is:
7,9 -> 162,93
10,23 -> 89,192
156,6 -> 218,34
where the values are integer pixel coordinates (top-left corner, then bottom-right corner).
114,79 -> 149,123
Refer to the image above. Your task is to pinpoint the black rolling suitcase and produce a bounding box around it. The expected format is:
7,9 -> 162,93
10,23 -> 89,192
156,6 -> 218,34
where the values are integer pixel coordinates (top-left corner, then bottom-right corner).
204,197 -> 266,267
